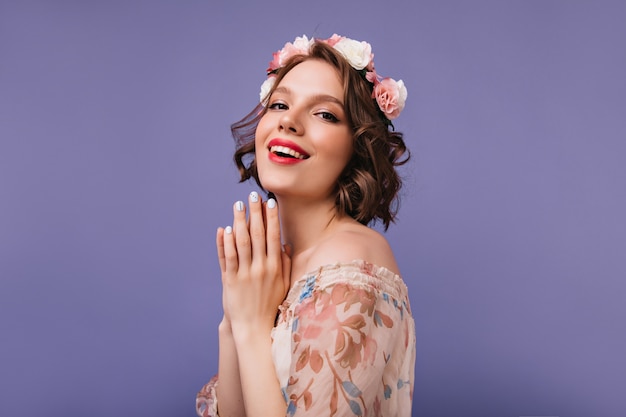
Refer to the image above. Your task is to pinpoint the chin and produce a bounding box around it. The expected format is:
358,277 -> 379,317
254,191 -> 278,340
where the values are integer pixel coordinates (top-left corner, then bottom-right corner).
258,180 -> 299,199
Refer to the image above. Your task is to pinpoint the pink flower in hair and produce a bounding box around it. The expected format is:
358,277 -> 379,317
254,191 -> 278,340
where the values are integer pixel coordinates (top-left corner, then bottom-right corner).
268,51 -> 281,72
374,78 -> 408,120
268,35 -> 312,72
325,33 -> 344,47
261,34 -> 408,121
279,35 -> 311,64
366,70 -> 380,85
278,43 -> 300,64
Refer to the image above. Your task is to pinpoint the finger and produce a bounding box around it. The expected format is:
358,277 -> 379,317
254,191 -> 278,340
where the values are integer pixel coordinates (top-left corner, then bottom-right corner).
216,227 -> 226,273
222,225 -> 238,275
282,243 -> 292,290
248,191 -> 266,259
233,200 -> 251,267
265,198 -> 282,261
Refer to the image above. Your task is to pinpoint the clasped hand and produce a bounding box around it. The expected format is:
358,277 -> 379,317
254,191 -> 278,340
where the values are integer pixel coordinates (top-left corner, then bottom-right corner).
216,191 -> 291,333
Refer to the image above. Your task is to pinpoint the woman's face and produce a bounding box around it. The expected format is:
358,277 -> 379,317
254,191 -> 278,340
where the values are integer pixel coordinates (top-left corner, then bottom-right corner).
255,59 -> 353,202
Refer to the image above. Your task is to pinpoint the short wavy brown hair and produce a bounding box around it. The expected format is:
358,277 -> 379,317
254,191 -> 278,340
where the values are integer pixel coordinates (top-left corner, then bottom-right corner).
232,41 -> 409,229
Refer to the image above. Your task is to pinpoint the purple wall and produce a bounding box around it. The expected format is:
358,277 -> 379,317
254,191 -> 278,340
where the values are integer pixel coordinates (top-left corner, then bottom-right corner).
1,1 -> 624,416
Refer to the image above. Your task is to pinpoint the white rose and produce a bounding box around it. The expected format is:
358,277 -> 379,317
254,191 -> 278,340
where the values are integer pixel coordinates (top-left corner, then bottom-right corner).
333,38 -> 372,70
397,80 -> 408,110
259,77 -> 276,104
278,35 -> 312,66
292,35 -> 312,52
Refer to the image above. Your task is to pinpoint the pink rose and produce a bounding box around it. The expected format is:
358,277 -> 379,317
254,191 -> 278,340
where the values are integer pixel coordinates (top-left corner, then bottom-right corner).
365,70 -> 380,84
325,33 -> 343,47
277,35 -> 311,66
268,36 -> 311,71
277,42 -> 299,66
267,51 -> 281,72
373,78 -> 407,120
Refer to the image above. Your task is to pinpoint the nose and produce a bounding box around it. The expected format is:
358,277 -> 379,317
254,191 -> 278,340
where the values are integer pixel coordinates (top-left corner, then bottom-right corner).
278,109 -> 303,135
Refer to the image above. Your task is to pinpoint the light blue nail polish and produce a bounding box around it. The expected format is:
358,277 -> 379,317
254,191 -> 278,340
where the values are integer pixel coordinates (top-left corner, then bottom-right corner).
250,191 -> 259,203
267,198 -> 276,209
225,226 -> 232,234
235,201 -> 244,211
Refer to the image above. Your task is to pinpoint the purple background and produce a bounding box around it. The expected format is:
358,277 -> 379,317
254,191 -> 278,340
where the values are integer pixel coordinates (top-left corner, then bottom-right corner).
1,1 -> 625,416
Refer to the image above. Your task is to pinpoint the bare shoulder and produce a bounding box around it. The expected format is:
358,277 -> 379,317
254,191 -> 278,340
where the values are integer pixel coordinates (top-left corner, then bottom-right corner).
305,221 -> 400,275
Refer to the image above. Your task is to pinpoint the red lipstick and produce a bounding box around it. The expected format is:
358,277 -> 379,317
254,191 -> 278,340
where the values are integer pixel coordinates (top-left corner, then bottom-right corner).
267,138 -> 310,165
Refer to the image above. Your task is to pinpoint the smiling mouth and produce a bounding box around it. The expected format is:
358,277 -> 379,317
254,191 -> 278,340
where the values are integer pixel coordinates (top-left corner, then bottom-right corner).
269,145 -> 310,160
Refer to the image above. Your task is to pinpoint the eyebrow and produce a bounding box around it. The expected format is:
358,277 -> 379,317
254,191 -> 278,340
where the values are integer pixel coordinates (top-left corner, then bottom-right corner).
272,86 -> 344,107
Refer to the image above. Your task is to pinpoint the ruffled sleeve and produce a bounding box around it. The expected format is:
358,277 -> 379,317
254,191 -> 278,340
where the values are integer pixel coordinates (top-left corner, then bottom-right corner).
196,374 -> 219,417
273,261 -> 415,417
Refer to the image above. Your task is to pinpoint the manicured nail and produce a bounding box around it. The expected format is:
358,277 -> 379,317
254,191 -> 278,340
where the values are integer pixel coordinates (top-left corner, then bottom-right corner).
235,201 -> 244,212
250,191 -> 259,203
225,226 -> 232,234
267,198 -> 276,209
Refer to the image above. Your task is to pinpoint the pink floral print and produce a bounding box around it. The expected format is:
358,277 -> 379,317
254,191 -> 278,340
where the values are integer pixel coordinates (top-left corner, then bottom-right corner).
196,260 -> 416,417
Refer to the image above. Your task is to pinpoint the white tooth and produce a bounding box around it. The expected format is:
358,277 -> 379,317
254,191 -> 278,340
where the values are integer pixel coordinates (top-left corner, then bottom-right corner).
270,145 -> 305,159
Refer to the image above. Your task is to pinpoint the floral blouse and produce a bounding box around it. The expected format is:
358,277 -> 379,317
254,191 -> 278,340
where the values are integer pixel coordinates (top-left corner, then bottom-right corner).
196,260 -> 416,417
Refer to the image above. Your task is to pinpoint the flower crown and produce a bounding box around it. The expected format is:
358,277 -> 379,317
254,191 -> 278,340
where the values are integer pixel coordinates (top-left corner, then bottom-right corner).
259,34 -> 408,125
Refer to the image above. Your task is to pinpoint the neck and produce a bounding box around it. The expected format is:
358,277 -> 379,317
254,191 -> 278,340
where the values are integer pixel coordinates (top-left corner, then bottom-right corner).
274,194 -> 341,258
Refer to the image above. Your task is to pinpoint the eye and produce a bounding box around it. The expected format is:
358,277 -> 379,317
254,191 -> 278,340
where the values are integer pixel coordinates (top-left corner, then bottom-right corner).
317,111 -> 339,123
268,102 -> 288,110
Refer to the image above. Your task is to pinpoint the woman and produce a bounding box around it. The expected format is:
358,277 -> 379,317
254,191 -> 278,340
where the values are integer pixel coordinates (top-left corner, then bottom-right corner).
197,34 -> 415,417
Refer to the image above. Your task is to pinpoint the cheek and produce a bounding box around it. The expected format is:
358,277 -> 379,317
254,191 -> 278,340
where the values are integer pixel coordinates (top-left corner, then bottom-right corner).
335,133 -> 354,167
254,119 -> 269,152
255,118 -> 267,143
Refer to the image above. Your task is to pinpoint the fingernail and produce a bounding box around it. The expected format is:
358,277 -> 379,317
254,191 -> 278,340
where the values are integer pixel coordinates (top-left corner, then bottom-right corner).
225,226 -> 232,234
250,191 -> 259,203
235,201 -> 244,211
267,198 -> 276,209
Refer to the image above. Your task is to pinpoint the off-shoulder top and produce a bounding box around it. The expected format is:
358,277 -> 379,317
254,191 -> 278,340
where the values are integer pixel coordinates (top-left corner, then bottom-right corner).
196,260 -> 416,417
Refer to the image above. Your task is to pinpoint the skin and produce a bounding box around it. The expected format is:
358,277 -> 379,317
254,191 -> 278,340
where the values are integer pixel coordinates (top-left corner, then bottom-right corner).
215,59 -> 399,417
